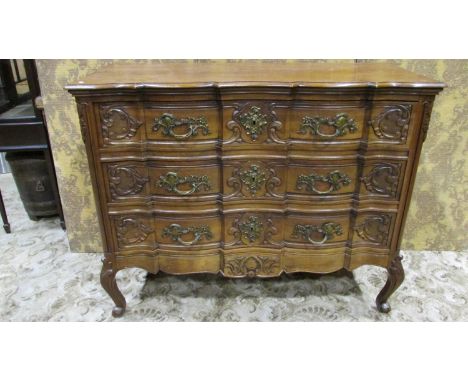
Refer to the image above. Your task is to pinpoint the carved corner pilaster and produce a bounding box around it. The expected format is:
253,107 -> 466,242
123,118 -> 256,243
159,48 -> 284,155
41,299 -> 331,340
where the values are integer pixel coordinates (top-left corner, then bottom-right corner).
76,102 -> 89,144
421,97 -> 435,142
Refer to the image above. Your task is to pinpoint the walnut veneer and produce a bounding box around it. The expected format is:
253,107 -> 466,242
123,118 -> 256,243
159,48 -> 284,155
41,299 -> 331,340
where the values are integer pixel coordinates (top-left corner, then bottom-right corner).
67,61 -> 444,317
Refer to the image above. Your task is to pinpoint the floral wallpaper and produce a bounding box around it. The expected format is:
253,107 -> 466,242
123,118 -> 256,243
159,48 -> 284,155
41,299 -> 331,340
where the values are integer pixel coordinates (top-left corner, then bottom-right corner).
35,59 -> 467,252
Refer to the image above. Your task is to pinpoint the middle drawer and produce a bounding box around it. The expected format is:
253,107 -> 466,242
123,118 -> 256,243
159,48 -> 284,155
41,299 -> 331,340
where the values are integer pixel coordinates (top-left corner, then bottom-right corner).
101,156 -> 407,205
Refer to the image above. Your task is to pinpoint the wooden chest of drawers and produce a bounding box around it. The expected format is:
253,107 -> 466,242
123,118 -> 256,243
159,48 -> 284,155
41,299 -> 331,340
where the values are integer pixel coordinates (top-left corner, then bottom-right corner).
67,61 -> 444,317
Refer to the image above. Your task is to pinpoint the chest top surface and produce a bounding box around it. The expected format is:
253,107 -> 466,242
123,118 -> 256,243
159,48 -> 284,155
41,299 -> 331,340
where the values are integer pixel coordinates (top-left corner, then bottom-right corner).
66,61 -> 445,91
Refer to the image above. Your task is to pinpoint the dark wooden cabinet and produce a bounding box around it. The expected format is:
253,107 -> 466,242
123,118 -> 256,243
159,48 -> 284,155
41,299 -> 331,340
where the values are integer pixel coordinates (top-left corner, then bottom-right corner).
67,61 -> 444,317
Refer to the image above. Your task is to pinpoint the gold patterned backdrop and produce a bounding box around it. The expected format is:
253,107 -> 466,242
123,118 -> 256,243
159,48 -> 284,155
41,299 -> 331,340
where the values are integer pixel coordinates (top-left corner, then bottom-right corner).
35,59 -> 468,253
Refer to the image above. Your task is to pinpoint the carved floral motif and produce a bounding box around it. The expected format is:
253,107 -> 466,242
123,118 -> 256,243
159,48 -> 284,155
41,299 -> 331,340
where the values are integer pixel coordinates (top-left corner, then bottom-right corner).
108,165 -> 149,198
77,102 -> 89,143
421,98 -> 434,142
224,256 -> 280,277
355,214 -> 392,245
370,104 -> 412,142
116,217 -> 153,246
100,107 -> 143,140
361,163 -> 401,197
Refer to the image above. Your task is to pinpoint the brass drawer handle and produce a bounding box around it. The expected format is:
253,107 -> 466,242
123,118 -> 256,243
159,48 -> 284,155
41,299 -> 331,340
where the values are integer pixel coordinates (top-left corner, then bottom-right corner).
292,222 -> 343,245
296,170 -> 351,194
298,113 -> 357,137
162,223 -> 213,246
157,172 -> 211,195
153,113 -> 210,140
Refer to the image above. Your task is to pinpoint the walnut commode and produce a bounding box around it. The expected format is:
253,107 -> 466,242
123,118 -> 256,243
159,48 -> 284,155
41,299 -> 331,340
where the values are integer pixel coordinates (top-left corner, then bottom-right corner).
67,61 -> 444,317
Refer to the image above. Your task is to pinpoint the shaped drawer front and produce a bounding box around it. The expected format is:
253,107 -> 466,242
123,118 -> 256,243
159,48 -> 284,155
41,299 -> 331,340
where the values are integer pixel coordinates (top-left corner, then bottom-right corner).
145,104 -> 219,142
352,212 -> 397,248
289,105 -> 366,142
360,159 -> 407,200
151,165 -> 220,197
95,102 -> 220,147
155,215 -> 221,248
222,102 -> 289,145
368,102 -> 418,147
111,213 -> 221,251
102,161 -> 220,202
224,212 -> 284,248
285,213 -> 350,247
97,103 -> 145,146
223,160 -> 287,199
287,162 -> 357,197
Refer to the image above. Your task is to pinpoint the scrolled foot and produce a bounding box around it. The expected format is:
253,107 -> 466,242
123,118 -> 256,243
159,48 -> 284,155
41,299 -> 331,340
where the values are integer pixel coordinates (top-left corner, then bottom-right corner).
375,255 -> 404,313
112,306 -> 126,318
377,302 -> 391,313
100,256 -> 127,318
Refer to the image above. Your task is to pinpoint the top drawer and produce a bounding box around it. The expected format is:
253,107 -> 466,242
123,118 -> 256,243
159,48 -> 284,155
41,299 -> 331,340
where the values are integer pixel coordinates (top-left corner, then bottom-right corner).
91,100 -> 420,151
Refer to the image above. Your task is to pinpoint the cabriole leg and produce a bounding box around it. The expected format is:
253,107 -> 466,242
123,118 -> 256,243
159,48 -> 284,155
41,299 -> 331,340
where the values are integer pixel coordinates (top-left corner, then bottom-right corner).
100,256 -> 126,318
376,255 -> 405,313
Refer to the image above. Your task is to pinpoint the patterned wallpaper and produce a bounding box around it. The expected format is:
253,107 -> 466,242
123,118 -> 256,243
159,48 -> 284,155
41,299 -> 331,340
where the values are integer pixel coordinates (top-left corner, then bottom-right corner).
35,59 -> 468,252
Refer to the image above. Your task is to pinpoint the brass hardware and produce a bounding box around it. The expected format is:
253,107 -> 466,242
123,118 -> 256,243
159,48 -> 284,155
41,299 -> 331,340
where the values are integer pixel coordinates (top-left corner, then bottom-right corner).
292,222 -> 343,245
239,165 -> 267,195
153,113 -> 209,140
162,223 -> 213,246
237,215 -> 263,243
296,171 -> 351,194
157,172 -> 211,195
298,113 -> 357,137
237,106 -> 269,140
